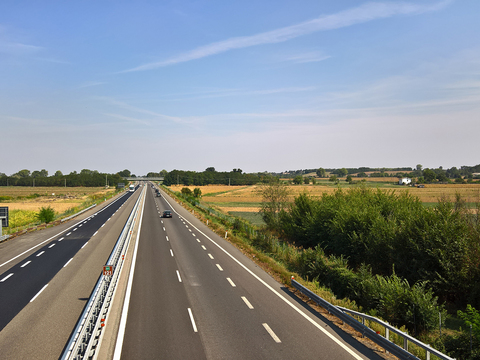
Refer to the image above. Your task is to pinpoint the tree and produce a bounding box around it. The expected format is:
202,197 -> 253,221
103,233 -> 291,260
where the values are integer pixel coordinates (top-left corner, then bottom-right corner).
304,177 -> 310,184
329,175 -> 338,182
416,164 -> 423,171
193,188 -> 202,198
205,167 -> 216,172
293,175 -> 303,185
423,168 -> 436,183
338,168 -> 348,177
181,187 -> 193,196
160,169 -> 168,177
311,177 -> 316,185
55,170 -> 63,177
316,168 -> 326,178
346,175 -> 353,183
257,180 -> 291,230
357,172 -> 367,177
118,169 -> 131,177
15,169 -> 30,178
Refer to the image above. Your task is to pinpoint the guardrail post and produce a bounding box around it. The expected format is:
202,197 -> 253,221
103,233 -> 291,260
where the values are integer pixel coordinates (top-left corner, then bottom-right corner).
427,345 -> 431,360
404,337 -> 408,351
385,327 -> 389,354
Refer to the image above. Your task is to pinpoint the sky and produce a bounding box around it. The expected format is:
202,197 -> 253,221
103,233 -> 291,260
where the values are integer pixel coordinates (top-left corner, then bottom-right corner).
1,0 -> 479,176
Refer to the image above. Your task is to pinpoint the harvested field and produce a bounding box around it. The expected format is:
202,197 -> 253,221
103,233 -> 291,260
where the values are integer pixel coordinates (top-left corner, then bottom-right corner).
0,186 -> 115,213
167,183 -> 480,219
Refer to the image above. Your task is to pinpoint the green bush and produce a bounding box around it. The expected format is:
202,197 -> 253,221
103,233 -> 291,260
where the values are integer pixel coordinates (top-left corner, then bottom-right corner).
181,187 -> 193,196
458,305 -> 480,341
37,206 -> 56,223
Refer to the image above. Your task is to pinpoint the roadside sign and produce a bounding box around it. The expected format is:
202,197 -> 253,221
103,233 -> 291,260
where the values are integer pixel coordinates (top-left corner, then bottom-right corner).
103,265 -> 114,276
0,207 -> 8,227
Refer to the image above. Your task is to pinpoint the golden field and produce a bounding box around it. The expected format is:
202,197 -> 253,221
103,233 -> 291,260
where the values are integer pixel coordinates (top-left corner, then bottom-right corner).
0,186 -> 115,212
168,182 -> 480,214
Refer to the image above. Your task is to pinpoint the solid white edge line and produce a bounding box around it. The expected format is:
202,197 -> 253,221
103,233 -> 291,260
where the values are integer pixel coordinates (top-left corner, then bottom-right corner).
176,270 -> 182,283
188,308 -> 198,332
162,196 -> 364,360
64,258 -> 73,268
263,323 -> 281,343
242,296 -> 254,309
30,284 -> 48,302
113,187 -> 146,360
1,273 -> 14,282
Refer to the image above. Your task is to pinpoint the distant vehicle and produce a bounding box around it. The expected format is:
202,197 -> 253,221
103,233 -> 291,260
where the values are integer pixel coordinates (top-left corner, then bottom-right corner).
129,184 -> 135,192
156,192 -> 161,197
162,210 -> 172,218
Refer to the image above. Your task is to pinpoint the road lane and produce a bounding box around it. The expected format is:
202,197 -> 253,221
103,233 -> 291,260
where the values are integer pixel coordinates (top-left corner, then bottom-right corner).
0,188 -> 140,360
118,187 -> 206,359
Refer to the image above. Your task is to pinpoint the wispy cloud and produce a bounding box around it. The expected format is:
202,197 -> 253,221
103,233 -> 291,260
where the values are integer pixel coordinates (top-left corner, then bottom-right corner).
98,97 -> 189,124
79,81 -> 106,89
284,52 -> 331,64
121,0 -> 451,72
0,41 -> 43,55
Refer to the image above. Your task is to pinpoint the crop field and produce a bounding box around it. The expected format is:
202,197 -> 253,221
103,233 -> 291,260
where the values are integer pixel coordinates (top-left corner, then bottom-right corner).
0,186 -> 115,212
168,183 -> 480,224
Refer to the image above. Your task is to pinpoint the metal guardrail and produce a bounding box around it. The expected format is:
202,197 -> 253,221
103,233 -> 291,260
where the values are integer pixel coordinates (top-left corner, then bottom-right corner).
61,186 -> 145,360
291,279 -> 454,360
337,307 -> 455,360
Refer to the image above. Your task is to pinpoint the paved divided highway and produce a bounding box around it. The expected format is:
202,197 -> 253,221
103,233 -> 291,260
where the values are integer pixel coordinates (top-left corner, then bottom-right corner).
0,184 -> 384,359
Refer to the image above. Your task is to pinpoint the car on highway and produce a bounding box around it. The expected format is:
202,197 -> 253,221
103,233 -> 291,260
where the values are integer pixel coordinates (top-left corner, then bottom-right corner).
162,210 -> 172,218
156,192 -> 161,197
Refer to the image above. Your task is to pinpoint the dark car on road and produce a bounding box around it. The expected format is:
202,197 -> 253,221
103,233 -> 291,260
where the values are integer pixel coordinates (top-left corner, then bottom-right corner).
162,210 -> 172,218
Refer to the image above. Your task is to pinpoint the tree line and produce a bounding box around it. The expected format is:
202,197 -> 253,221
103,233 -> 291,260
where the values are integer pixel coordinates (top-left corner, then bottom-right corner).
0,169 -> 125,187
162,168 -> 269,186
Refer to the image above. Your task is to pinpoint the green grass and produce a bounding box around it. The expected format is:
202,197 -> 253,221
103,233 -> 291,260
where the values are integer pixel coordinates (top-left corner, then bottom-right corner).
228,211 -> 265,226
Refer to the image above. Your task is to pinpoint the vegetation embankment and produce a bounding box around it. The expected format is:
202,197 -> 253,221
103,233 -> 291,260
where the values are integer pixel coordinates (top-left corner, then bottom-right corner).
165,183 -> 480,359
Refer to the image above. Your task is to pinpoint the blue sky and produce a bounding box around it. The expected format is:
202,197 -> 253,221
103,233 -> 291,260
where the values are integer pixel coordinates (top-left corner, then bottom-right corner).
1,0 -> 479,175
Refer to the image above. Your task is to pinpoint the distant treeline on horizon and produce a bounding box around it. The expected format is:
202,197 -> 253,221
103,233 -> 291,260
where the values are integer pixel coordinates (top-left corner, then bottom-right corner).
1,164 -> 480,187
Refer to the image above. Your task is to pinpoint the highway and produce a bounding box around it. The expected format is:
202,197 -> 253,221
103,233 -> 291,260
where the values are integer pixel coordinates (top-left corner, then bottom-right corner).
114,185 -> 383,360
0,188 -> 140,359
0,183 -> 385,359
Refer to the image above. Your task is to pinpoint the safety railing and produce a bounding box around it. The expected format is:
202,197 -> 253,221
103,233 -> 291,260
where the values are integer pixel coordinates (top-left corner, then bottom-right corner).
61,186 -> 145,360
291,278 -> 454,360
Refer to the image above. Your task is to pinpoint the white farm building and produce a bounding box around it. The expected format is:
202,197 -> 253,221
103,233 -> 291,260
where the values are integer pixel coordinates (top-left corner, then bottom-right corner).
399,177 -> 412,185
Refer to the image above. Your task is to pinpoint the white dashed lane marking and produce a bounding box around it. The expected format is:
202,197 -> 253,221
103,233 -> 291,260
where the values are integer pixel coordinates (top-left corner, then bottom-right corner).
1,273 -> 14,282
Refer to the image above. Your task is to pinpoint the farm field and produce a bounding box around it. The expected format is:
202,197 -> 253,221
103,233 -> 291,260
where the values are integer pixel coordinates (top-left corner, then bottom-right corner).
0,186 -> 115,212
168,182 -> 480,222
